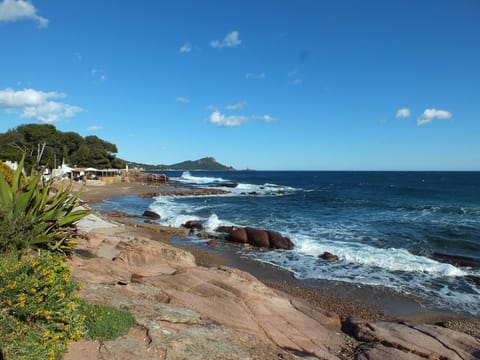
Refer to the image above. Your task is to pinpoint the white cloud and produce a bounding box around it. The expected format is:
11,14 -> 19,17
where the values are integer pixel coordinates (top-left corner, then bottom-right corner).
396,108 -> 411,118
252,114 -> 276,122
208,111 -> 247,127
0,88 -> 63,107
288,68 -> 297,77
179,42 -> 192,53
417,108 -> 453,126
86,125 -> 102,131
246,72 -> 266,79
0,88 -> 82,123
176,96 -> 191,104
0,0 -> 48,27
291,79 -> 303,85
210,31 -> 241,48
208,110 -> 276,127
225,101 -> 246,111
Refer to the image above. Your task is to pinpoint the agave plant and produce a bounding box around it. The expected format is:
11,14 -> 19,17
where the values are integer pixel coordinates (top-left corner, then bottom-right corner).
0,158 -> 90,254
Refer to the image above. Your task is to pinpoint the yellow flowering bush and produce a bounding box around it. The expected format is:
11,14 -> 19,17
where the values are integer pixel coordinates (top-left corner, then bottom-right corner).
0,250 -> 86,360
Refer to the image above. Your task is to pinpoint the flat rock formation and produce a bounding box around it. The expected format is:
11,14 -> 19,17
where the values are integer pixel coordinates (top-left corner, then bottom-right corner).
66,213 -> 480,360
349,320 -> 480,360
66,219 -> 344,359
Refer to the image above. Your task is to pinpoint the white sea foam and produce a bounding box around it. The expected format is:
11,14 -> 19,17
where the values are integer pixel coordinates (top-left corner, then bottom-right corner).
293,236 -> 466,276
172,171 -> 226,184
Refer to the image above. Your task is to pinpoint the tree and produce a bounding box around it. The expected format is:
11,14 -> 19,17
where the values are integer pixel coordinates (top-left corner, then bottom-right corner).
0,124 -> 125,170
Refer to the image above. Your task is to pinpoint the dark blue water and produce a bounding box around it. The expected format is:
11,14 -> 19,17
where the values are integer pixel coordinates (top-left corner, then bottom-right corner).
95,171 -> 480,315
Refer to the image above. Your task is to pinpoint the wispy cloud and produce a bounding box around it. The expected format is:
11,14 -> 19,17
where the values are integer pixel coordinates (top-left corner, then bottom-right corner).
176,96 -> 191,104
86,125 -> 102,132
287,68 -> 302,85
417,108 -> 452,126
91,68 -> 106,82
396,108 -> 411,118
208,109 -> 276,128
225,101 -> 247,111
0,88 -> 82,123
210,31 -> 242,48
246,72 -> 266,80
179,42 -> 192,53
0,0 -> 48,27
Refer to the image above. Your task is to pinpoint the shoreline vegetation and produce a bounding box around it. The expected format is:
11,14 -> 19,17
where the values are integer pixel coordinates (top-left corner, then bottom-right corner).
62,179 -> 480,359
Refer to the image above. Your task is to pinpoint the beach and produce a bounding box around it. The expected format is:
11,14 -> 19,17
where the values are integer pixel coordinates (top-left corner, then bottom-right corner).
77,180 -> 480,340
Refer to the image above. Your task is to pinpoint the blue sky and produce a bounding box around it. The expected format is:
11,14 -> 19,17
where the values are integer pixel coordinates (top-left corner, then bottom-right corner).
0,0 -> 479,170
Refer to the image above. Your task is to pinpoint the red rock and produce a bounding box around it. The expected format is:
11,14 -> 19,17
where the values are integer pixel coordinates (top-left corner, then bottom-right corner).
228,228 -> 248,243
246,227 -> 270,248
267,230 -> 294,250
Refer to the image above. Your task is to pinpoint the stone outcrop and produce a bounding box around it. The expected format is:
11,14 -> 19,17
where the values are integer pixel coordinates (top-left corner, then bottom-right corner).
68,224 -> 343,359
127,170 -> 169,183
350,320 -> 480,360
182,220 -> 204,231
217,226 -> 294,250
320,251 -> 340,262
142,210 -> 160,219
140,188 -> 230,198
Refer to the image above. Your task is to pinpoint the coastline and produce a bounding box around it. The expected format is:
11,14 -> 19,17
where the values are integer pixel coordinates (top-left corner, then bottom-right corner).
77,181 -> 480,339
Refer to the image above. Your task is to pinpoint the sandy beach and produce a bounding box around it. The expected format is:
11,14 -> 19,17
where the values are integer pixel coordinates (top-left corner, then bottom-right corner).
76,181 -> 480,340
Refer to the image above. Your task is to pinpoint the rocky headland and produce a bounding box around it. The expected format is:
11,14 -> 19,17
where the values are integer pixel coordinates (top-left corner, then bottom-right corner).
64,182 -> 480,360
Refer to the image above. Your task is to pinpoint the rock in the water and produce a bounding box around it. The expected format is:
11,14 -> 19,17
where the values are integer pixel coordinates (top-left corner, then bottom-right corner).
227,228 -> 248,243
319,252 -> 339,262
183,220 -> 204,231
245,227 -> 270,248
207,239 -> 218,247
142,210 -> 161,219
215,226 -> 235,234
267,230 -> 294,250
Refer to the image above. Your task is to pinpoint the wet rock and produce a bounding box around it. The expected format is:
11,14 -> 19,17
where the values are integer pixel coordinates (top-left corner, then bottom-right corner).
245,227 -> 270,248
207,239 -> 218,247
319,252 -> 339,262
215,226 -> 235,234
227,228 -> 248,243
431,252 -> 480,268
267,230 -> 294,250
182,220 -> 204,231
142,210 -> 160,219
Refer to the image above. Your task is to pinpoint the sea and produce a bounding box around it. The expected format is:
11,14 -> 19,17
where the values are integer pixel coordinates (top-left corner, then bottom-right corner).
93,170 -> 480,316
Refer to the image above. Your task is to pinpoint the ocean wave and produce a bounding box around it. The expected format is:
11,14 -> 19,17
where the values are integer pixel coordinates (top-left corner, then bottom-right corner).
172,171 -> 227,184
292,235 -> 467,277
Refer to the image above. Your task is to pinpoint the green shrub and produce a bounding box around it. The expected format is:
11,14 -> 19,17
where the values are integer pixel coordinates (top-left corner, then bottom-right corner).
82,303 -> 136,340
0,162 -> 14,185
0,250 -> 86,360
0,158 -> 90,254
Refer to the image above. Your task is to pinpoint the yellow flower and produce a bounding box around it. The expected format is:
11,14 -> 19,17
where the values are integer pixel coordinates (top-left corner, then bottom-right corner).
6,299 -> 12,306
43,330 -> 50,338
58,292 -> 65,299
30,287 -> 37,294
8,281 -> 16,289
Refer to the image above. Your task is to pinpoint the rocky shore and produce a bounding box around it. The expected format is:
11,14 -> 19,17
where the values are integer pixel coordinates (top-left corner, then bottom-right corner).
64,182 -> 480,360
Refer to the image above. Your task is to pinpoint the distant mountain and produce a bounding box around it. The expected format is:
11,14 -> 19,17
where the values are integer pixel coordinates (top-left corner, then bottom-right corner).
126,157 -> 235,171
